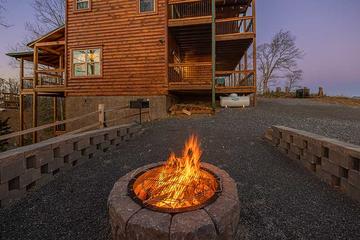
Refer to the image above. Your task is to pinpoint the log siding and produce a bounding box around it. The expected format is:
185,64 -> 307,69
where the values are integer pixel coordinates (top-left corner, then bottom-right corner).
66,0 -> 167,96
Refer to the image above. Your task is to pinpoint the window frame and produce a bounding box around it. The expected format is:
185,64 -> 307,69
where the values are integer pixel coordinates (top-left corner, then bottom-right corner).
74,0 -> 91,12
71,47 -> 103,79
138,0 -> 157,15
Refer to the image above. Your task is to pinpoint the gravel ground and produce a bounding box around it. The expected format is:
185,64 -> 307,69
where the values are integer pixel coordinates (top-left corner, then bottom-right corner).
1,98 -> 360,240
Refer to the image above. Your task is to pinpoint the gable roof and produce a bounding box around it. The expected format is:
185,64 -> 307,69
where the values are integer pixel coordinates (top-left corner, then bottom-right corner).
27,25 -> 65,48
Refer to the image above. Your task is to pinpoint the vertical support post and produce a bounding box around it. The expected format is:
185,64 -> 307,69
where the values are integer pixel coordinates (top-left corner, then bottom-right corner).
211,0 -> 216,109
252,0 -> 257,106
53,97 -> 57,134
98,104 -> 105,128
32,93 -> 38,143
59,55 -> 63,85
19,94 -> 24,146
19,58 -> 24,146
20,58 -> 24,91
34,45 -> 38,88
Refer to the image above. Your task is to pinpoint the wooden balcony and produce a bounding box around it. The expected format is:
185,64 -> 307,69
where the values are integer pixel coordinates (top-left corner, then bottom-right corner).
168,62 -> 212,90
168,63 -> 256,94
168,0 -> 212,27
215,70 -> 256,93
216,16 -> 254,41
21,68 -> 65,94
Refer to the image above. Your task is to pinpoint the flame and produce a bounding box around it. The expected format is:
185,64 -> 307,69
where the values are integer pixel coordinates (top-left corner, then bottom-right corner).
133,135 -> 218,210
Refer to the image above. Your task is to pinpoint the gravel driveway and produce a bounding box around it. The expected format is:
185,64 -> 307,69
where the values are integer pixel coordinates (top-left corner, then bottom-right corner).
1,98 -> 360,240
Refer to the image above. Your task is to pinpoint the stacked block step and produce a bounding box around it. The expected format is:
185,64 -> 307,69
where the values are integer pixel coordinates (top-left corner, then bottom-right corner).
0,123 -> 141,208
265,126 -> 360,202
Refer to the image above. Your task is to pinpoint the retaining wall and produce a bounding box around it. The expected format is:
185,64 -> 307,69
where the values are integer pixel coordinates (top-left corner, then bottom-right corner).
265,126 -> 360,202
0,123 -> 141,208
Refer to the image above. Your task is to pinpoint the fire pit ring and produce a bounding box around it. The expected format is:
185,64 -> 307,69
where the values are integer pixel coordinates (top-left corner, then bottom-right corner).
108,162 -> 240,240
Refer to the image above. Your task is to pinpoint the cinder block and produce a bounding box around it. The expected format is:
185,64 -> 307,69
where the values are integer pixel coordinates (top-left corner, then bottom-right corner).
117,128 -> 128,137
279,140 -> 290,150
20,169 -> 41,189
104,130 -> 118,141
321,158 -> 341,177
74,138 -> 91,151
341,178 -> 360,201
290,145 -> 302,156
90,134 -> 105,145
317,169 -> 340,186
67,151 -> 82,164
53,142 -> 73,158
349,170 -> 360,187
308,141 -> 322,157
0,183 -> 8,200
24,144 -> 53,167
83,145 -> 98,155
271,137 -> 280,146
329,149 -> 351,169
48,158 -> 65,172
304,161 -> 317,173
287,151 -> 300,162
0,154 -> 26,184
282,131 -> 293,144
293,135 -> 306,148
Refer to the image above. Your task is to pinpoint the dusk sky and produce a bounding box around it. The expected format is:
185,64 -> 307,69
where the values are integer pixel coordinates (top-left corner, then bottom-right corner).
0,0 -> 359,96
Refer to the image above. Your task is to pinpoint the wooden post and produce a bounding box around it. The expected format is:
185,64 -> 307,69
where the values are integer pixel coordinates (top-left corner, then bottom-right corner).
20,58 -> 24,91
19,57 -> 24,146
32,92 -> 38,143
53,97 -> 57,134
34,46 -> 38,87
19,94 -> 24,146
211,0 -> 216,109
98,104 -> 105,128
252,0 -> 257,106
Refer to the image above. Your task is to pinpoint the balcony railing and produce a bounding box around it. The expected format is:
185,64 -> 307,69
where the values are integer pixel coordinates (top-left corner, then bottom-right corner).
216,16 -> 254,35
168,0 -> 211,20
215,70 -> 255,87
168,63 -> 212,85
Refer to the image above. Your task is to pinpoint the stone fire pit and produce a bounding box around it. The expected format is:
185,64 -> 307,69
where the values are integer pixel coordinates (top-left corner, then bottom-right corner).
108,162 -> 240,240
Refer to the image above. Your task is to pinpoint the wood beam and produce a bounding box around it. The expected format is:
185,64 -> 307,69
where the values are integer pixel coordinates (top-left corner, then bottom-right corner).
35,40 -> 65,47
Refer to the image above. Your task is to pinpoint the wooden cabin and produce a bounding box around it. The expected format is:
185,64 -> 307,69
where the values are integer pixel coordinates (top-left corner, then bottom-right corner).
7,0 -> 256,141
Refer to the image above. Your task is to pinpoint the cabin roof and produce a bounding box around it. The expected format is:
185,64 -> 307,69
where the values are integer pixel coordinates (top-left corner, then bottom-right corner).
6,50 -> 60,67
27,25 -> 65,48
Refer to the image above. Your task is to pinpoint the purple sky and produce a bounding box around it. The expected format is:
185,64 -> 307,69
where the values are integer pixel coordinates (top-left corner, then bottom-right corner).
0,0 -> 359,96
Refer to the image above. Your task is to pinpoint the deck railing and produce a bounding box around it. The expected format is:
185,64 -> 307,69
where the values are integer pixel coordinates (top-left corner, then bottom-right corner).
37,68 -> 65,87
168,63 -> 212,84
216,16 -> 254,35
0,93 -> 19,109
215,70 -> 255,87
168,0 -> 211,19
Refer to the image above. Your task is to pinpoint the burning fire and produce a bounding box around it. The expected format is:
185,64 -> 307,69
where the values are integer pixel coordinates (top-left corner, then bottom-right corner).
133,135 -> 218,210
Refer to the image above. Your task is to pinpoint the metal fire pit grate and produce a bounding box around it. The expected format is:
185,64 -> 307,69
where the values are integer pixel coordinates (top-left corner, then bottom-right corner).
127,165 -> 222,213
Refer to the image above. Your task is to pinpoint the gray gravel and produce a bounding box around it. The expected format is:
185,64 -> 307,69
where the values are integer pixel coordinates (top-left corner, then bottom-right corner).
1,98 -> 360,240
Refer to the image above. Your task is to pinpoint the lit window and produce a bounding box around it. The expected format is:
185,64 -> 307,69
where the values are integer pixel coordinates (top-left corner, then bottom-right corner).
139,0 -> 155,13
76,0 -> 90,10
73,49 -> 101,77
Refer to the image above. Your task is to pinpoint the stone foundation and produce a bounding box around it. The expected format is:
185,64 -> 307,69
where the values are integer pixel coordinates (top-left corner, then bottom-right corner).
66,96 -> 170,131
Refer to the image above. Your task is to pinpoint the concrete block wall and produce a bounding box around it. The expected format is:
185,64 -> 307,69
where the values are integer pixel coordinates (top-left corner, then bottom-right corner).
0,123 -> 141,208
265,126 -> 360,202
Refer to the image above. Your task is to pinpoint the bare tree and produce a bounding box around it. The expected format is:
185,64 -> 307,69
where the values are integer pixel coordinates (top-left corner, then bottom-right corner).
0,0 -> 9,28
26,0 -> 65,38
0,78 -> 19,94
285,69 -> 303,91
257,30 -> 304,93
